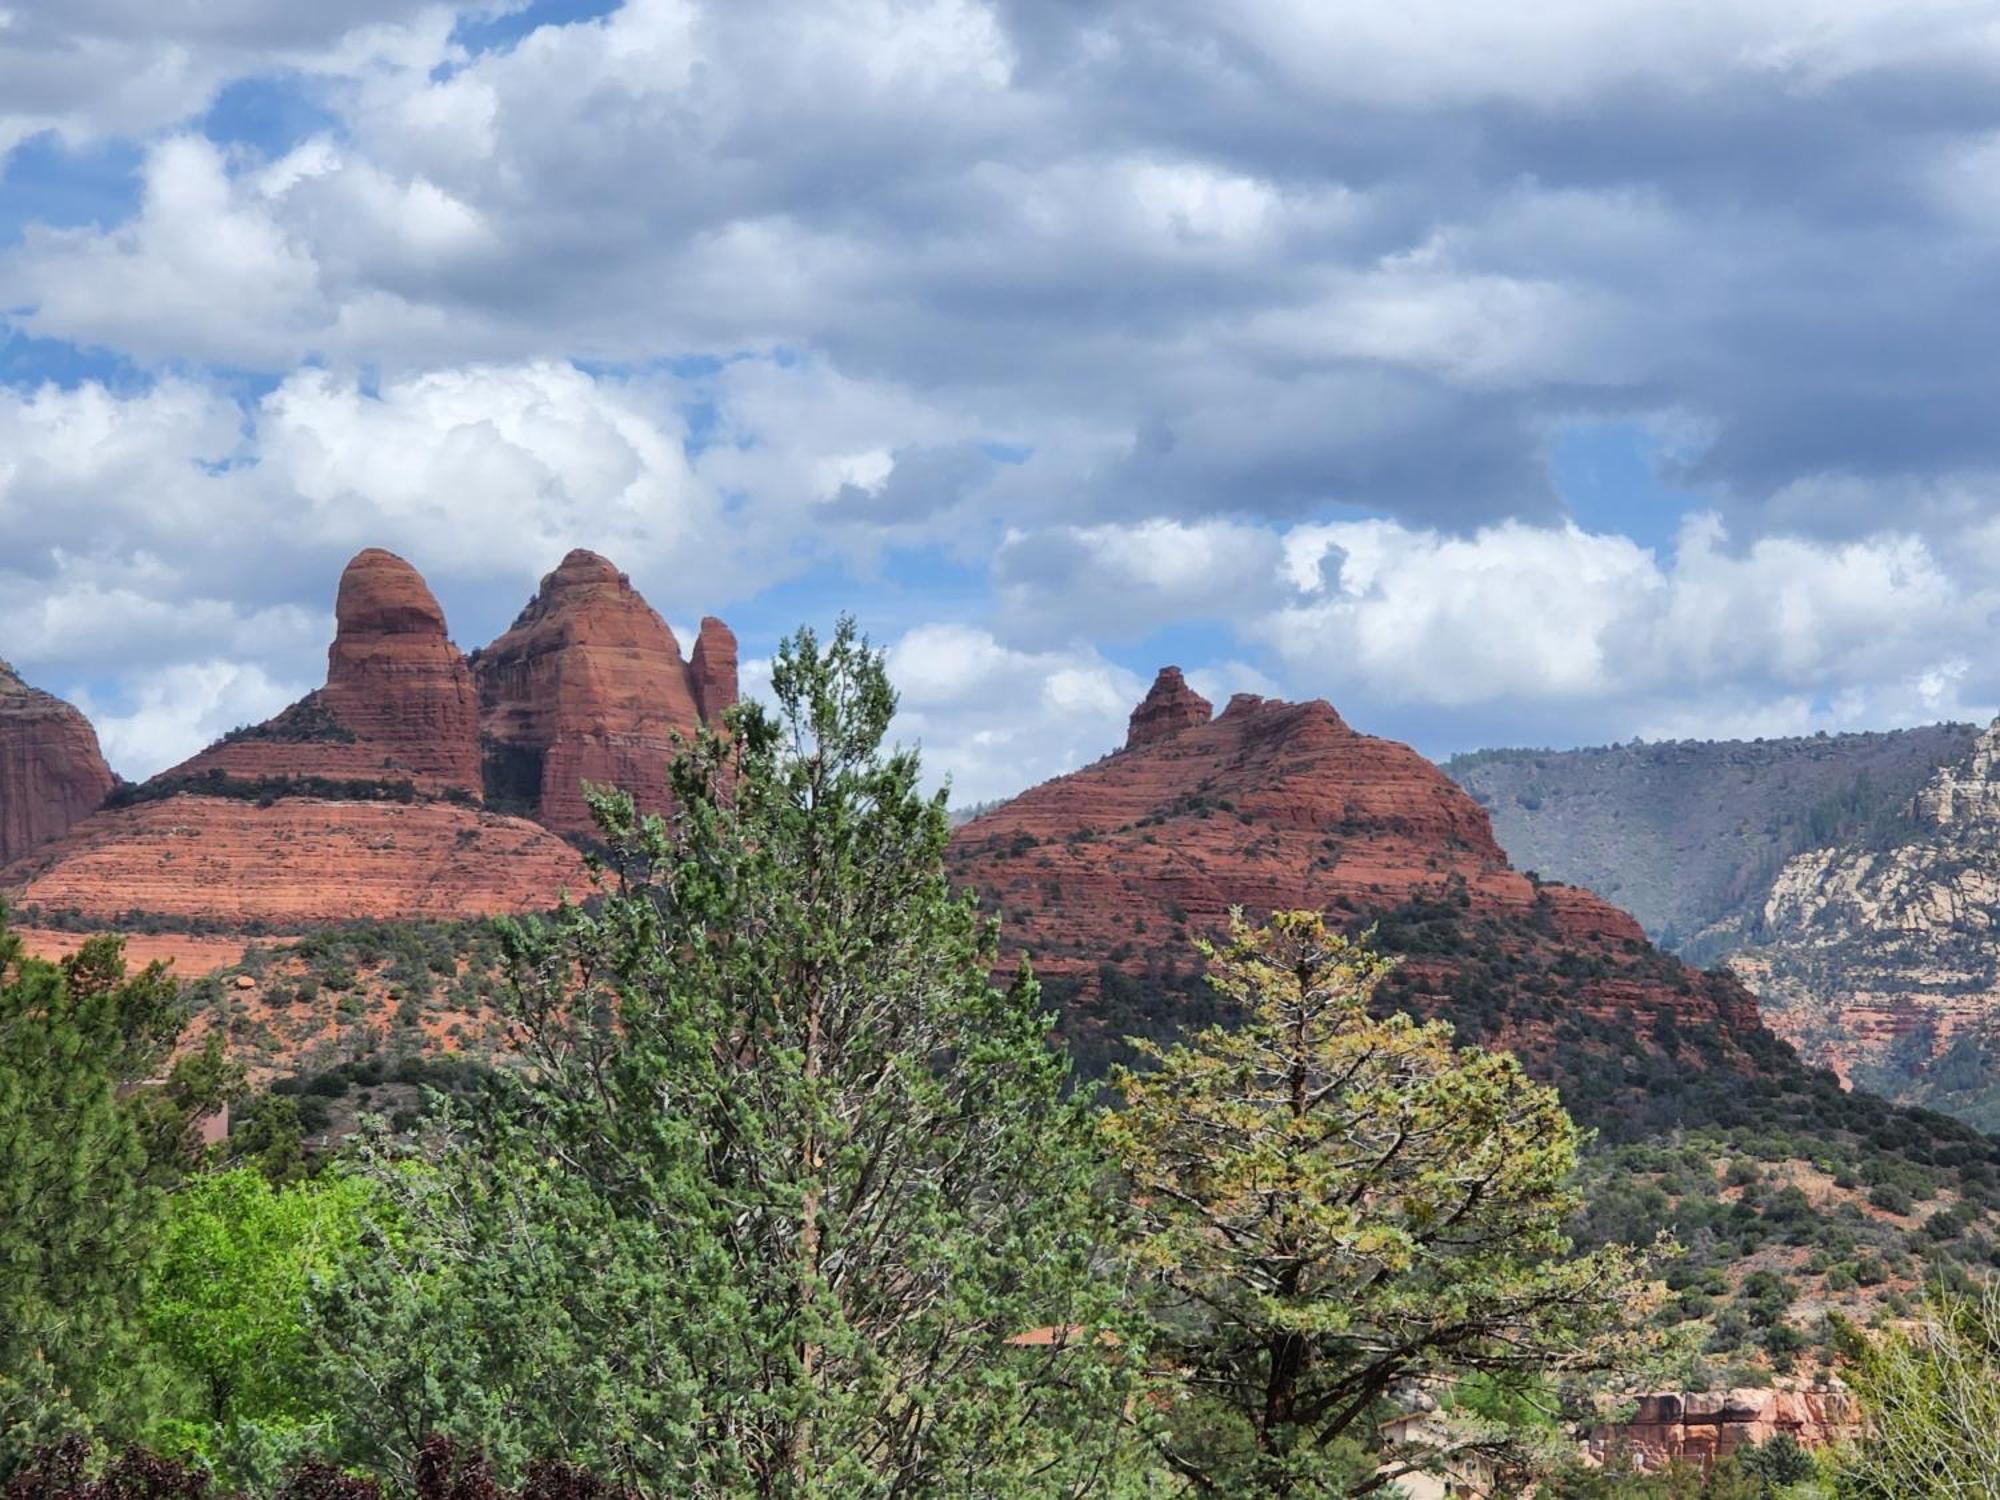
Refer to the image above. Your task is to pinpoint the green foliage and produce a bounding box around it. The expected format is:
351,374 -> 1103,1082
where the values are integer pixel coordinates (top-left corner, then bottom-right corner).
104,771 -> 438,812
315,620 -> 1141,1496
1102,909 -> 1662,1496
143,1168 -> 374,1485
1837,1275 -> 2000,1494
0,905 -> 231,1466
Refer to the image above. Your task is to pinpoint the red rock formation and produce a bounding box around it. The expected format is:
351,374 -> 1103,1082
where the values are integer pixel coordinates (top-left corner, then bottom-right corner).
1587,1388 -> 1861,1471
179,549 -> 482,795
1125,666 -> 1212,748
947,677 -> 1770,1084
1,549 -> 591,934
3,796 -> 585,927
471,550 -> 733,836
689,616 -> 739,725
0,661 -> 118,866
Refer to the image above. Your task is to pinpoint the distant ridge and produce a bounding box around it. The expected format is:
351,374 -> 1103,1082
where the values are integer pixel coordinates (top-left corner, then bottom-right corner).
1444,724 -> 1977,963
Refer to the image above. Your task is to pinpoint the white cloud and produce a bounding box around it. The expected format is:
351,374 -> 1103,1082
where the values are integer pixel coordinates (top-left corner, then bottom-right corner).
993,518 -> 1285,644
1256,512 -> 1996,739
260,361 -> 718,580
71,658 -> 304,781
0,0 -> 450,156
885,624 -> 1146,803
1201,0 -> 2000,109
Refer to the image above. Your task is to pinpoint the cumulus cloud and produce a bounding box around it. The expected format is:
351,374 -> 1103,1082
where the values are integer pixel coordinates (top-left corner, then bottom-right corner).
885,625 -> 1147,803
11,0 -> 2000,797
70,658 -> 306,781
1254,512 -> 2000,747
0,1 -> 453,155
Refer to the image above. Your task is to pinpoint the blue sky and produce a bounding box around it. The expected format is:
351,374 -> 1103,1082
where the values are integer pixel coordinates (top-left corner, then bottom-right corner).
6,0 -> 2000,801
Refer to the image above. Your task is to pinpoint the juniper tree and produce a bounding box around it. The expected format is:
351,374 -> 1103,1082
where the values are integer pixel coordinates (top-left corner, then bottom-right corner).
0,907 -> 231,1468
322,620 -> 1139,1496
1101,909 -> 1660,1497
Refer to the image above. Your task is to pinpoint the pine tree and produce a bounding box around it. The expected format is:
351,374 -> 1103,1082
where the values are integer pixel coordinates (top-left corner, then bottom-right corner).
322,620 -> 1140,1496
1101,909 -> 1660,1497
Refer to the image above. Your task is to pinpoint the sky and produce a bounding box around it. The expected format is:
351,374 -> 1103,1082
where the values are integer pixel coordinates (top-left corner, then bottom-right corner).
8,0 -> 2000,803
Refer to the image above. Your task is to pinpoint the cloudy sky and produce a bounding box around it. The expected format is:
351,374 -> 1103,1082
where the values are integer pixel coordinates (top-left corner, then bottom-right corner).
7,0 -> 2000,802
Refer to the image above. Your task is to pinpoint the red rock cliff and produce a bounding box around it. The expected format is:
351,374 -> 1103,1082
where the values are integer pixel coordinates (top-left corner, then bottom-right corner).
0,661 -> 118,866
689,616 -> 739,725
947,671 -> 1771,1091
471,550 -> 733,836
178,549 -> 483,795
1126,666 -> 1212,748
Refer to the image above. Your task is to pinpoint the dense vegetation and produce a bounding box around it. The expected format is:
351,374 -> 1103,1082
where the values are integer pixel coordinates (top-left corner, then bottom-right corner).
6,624 -> 1999,1494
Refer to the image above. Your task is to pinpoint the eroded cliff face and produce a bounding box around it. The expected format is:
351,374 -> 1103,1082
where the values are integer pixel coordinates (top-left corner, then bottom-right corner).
947,668 -> 1775,1110
1731,717 -> 2000,1125
471,550 -> 735,835
1586,1388 -> 1860,1471
0,661 -> 118,866
178,548 -> 483,796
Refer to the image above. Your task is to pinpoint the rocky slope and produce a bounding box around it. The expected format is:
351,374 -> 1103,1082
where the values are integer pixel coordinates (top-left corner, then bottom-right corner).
470,549 -> 735,834
947,670 -> 1777,1130
1586,1388 -> 1860,1471
0,661 -> 118,866
3,797 -> 584,926
1444,725 -> 1974,963
1729,716 -> 2000,1127
946,673 -> 2000,1391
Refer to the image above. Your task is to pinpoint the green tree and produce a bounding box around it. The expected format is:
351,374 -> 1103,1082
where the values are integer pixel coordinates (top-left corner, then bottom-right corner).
0,905 -> 231,1466
320,620 -> 1140,1496
1835,1277 -> 2000,1496
1102,910 -> 1660,1496
143,1166 -> 372,1482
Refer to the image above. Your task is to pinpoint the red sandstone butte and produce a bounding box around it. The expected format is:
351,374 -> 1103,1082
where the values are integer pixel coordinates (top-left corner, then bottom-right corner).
947,668 -> 1767,1064
0,661 -> 118,866
2,549 -> 586,930
471,550 -> 737,836
179,548 -> 483,795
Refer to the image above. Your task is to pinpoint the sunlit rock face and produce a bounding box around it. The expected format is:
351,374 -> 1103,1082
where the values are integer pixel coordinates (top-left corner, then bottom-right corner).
471,549 -> 735,836
948,673 -> 1772,1091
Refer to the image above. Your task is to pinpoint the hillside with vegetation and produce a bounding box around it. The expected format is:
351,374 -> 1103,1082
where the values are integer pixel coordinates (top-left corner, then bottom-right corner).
1444,724 -> 1977,964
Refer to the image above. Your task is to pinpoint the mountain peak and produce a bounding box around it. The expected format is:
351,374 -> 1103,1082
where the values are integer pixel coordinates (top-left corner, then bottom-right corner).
1126,666 -> 1213,749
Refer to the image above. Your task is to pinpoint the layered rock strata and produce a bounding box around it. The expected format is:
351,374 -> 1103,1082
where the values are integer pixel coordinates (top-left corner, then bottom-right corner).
1125,666 -> 1212,748
3,797 -> 585,926
471,550 -> 736,835
0,661 -> 118,865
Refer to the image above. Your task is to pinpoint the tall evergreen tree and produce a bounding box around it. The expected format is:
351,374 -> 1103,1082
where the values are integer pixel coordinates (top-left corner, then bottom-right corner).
321,620 -> 1139,1496
1102,910 -> 1659,1496
0,907 -> 230,1467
